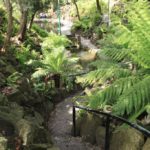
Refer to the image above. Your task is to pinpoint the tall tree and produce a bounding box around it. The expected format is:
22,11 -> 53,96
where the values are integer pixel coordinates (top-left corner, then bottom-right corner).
28,0 -> 51,30
72,0 -> 80,20
1,0 -> 13,52
96,0 -> 102,15
17,0 -> 30,41
28,0 -> 42,30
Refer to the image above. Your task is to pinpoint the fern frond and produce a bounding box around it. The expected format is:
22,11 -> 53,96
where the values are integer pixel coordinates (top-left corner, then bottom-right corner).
102,47 -> 130,62
89,60 -> 120,69
113,76 -> 150,116
77,67 -> 131,86
32,68 -> 50,79
89,76 -> 140,108
26,60 -> 44,68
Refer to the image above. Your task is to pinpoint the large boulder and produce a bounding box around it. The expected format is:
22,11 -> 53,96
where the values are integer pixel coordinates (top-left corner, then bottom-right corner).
0,102 -> 24,125
6,78 -> 42,105
27,144 -> 59,150
142,138 -> 150,150
35,100 -> 54,122
7,89 -> 27,104
110,127 -> 144,150
24,111 -> 44,126
80,113 -> 103,144
74,115 -> 84,136
95,126 -> 106,148
0,135 -> 7,150
16,119 -> 50,146
16,119 -> 35,146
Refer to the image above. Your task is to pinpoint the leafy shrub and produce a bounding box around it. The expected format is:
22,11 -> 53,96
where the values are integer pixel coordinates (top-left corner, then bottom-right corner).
0,31 -> 4,48
41,33 -> 71,52
72,0 -> 105,35
77,0 -> 150,120
0,7 -> 7,32
15,45 -> 40,65
32,49 -> 79,79
32,24 -> 49,38
7,72 -> 23,87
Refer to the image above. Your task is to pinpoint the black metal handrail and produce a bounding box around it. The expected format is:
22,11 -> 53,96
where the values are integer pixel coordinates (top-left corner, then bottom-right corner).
73,105 -> 150,150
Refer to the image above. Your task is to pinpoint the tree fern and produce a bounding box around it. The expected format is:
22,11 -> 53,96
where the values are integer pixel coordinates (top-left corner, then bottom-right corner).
78,0 -> 150,120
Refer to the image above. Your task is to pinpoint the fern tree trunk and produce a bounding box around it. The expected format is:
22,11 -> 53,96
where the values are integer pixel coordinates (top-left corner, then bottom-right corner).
73,0 -> 80,21
1,0 -> 13,53
53,74 -> 61,88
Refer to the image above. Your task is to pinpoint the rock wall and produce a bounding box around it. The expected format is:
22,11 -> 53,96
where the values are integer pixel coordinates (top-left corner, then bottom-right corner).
76,113 -> 149,150
0,57 -> 55,150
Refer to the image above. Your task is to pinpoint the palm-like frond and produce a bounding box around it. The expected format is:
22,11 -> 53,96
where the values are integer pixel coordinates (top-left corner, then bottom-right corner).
113,76 -> 150,116
89,60 -> 120,69
102,47 -> 130,62
77,66 -> 131,86
43,51 -> 68,73
78,0 -> 150,119
89,76 -> 140,108
32,68 -> 50,79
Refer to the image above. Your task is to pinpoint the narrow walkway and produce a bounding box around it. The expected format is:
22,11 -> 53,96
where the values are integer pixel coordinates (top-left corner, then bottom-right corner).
48,94 -> 100,150
47,16 -> 100,150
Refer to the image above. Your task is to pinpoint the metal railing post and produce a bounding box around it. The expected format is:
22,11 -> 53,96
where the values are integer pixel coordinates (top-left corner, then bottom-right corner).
73,106 -> 76,137
105,116 -> 110,150
72,105 -> 150,147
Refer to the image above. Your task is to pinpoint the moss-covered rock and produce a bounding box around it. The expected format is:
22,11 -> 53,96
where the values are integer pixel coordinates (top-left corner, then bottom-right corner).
32,127 -> 52,144
24,111 -> 44,126
74,115 -> 84,136
95,126 -> 105,148
27,144 -> 54,150
0,102 -> 24,126
110,127 -> 144,150
80,113 -> 102,144
142,138 -> 150,150
7,89 -> 26,104
16,119 -> 36,146
0,135 -> 7,150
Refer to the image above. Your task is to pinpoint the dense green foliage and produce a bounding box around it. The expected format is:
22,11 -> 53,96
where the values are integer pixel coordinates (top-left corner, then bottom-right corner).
0,0 -> 149,140
71,0 -> 106,38
77,0 -> 150,120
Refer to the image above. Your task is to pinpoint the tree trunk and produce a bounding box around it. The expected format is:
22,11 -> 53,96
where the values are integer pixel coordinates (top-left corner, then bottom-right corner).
1,0 -> 13,52
96,0 -> 102,15
53,0 -> 58,12
28,12 -> 36,31
53,74 -> 61,88
73,0 -> 80,21
18,10 -> 28,42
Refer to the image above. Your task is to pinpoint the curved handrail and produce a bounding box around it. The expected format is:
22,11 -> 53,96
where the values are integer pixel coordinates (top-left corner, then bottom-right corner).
73,105 -> 150,150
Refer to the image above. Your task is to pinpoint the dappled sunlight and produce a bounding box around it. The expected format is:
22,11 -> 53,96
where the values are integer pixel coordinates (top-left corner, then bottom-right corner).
1,0 -> 149,149
68,107 -> 72,115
